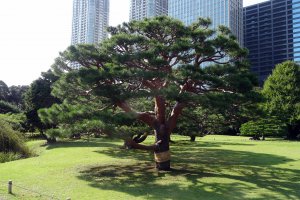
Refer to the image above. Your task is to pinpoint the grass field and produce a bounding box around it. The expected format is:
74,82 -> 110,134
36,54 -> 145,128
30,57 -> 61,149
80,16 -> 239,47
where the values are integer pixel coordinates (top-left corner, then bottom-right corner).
0,135 -> 299,200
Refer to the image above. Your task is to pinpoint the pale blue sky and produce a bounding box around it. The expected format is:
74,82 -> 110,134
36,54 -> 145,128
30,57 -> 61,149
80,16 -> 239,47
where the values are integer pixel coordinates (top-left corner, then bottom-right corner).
0,0 -> 267,86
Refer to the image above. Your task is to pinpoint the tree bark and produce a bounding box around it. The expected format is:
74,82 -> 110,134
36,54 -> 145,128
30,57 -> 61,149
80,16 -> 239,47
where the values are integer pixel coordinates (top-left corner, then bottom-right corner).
155,96 -> 166,124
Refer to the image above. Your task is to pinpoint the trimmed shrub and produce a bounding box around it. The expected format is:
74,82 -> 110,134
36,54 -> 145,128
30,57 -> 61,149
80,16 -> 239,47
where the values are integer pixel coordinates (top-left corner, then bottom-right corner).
240,117 -> 287,139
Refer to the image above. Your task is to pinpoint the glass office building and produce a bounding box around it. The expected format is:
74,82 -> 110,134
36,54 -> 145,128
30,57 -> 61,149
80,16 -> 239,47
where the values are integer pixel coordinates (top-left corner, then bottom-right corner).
130,0 -> 168,21
244,0 -> 300,84
71,0 -> 109,45
168,0 -> 244,46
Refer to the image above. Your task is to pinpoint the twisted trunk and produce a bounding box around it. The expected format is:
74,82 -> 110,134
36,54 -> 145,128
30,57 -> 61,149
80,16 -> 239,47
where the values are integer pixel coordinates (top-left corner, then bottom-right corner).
153,98 -> 184,170
117,98 -> 184,171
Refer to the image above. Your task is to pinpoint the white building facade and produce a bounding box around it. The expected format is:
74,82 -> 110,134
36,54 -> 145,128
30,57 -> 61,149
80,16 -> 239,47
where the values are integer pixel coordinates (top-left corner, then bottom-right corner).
71,0 -> 109,45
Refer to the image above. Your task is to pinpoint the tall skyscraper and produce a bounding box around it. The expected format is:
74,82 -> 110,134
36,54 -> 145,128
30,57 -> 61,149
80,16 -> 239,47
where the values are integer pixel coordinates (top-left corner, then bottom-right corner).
168,0 -> 244,46
244,0 -> 300,84
71,0 -> 109,45
130,0 -> 168,21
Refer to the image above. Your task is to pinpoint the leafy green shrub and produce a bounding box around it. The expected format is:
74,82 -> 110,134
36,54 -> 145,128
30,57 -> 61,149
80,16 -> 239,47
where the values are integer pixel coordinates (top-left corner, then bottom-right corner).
240,117 -> 287,139
0,113 -> 27,132
0,119 -> 30,162
0,152 -> 23,163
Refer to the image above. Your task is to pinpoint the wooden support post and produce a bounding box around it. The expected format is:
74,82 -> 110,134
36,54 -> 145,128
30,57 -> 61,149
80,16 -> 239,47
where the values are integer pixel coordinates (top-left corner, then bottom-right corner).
66,198 -> 71,200
8,180 -> 12,194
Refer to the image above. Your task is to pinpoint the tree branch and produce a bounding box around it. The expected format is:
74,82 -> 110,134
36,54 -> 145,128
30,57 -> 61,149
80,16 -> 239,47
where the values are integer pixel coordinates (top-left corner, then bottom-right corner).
124,139 -> 161,151
116,100 -> 156,128
167,102 -> 185,134
137,112 -> 157,128
133,132 -> 148,143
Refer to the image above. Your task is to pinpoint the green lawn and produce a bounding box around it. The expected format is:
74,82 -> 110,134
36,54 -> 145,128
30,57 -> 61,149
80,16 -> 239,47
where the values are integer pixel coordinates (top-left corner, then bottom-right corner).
0,135 -> 299,200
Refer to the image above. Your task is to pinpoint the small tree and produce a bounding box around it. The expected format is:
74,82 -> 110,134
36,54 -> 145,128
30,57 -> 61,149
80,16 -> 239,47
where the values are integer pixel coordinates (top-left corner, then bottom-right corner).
51,16 -> 256,170
262,61 -> 300,139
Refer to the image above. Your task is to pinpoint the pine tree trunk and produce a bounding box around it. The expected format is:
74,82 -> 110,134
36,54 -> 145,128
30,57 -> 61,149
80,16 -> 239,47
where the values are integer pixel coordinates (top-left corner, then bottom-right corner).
154,125 -> 171,171
190,135 -> 196,142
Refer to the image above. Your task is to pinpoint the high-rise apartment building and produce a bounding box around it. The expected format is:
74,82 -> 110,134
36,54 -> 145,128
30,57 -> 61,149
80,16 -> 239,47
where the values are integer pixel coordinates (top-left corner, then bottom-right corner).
168,0 -> 244,46
130,0 -> 168,21
244,0 -> 300,84
71,0 -> 109,45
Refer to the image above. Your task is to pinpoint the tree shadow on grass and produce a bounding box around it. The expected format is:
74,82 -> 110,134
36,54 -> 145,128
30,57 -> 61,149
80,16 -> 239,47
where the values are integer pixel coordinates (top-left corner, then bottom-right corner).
78,142 -> 300,200
45,138 -> 120,150
174,140 -> 256,147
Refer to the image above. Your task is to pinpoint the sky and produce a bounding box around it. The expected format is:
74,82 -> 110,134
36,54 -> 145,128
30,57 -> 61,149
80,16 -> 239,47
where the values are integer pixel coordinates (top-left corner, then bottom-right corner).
0,0 -> 267,86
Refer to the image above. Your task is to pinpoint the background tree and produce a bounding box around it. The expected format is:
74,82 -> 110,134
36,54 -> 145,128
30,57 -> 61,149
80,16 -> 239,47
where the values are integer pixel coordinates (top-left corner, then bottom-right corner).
7,85 -> 29,110
175,88 -> 261,141
23,70 -> 61,140
0,80 -> 10,101
262,61 -> 300,139
0,80 -> 28,113
0,100 -> 20,114
175,106 -> 224,141
50,16 -> 256,170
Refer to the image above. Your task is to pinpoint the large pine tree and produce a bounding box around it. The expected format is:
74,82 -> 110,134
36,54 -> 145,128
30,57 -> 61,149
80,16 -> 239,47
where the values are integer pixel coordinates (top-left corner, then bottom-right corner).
50,16 -> 256,170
